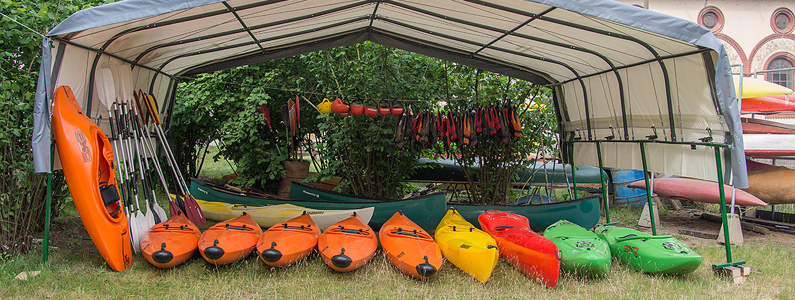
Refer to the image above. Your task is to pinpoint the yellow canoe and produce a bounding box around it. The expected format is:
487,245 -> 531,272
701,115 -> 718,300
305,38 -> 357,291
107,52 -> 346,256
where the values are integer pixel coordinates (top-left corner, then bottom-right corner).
434,207 -> 499,283
735,76 -> 793,99
170,195 -> 373,230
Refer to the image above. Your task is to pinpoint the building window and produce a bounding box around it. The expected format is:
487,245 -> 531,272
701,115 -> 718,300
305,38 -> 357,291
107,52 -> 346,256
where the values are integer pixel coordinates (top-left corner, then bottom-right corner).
766,57 -> 794,89
771,8 -> 795,34
698,6 -> 724,33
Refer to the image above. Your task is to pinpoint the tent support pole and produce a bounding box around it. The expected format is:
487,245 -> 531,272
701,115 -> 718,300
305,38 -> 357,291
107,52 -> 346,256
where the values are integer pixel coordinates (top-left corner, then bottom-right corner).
595,141 -> 611,224
42,142 -> 54,263
568,142 -> 577,196
712,145 -> 747,268
639,141 -> 657,235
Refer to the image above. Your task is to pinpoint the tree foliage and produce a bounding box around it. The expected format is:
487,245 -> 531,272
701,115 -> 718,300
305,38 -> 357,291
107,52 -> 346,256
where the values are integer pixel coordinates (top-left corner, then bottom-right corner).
0,0 -> 114,257
173,42 -> 556,201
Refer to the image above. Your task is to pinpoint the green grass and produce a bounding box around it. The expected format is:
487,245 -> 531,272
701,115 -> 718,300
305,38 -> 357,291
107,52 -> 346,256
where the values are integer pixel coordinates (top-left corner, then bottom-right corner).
197,145 -> 236,180
2,205 -> 793,299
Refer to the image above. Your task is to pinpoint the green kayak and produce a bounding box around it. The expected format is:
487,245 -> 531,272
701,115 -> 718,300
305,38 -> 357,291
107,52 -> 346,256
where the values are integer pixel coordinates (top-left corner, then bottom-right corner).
189,178 -> 446,231
543,220 -> 610,277
594,225 -> 702,275
290,181 -> 602,232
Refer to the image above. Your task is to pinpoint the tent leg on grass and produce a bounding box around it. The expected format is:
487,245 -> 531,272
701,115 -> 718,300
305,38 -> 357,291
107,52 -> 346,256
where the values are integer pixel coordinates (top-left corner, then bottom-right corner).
43,142 -> 53,264
595,141 -> 614,224
639,142 -> 657,236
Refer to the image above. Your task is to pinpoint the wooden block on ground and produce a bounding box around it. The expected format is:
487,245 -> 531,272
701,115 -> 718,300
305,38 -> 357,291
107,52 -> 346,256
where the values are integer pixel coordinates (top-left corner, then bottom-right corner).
666,197 -> 684,211
678,229 -> 718,239
714,265 -> 742,277
739,265 -> 752,277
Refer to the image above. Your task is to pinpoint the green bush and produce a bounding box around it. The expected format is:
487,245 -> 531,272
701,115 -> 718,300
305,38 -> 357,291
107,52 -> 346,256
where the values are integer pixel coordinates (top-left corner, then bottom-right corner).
0,0 -> 112,257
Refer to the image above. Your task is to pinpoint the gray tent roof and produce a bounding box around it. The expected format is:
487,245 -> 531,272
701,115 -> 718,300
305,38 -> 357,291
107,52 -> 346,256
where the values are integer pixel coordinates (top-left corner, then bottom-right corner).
42,0 -> 747,187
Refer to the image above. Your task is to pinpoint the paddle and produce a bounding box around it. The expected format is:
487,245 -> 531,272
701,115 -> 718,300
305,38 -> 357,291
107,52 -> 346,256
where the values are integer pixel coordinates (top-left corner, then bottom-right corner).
94,66 -> 136,239
281,104 -> 291,161
143,92 -> 206,225
118,65 -> 155,238
110,64 -> 145,253
258,103 -> 281,155
131,91 -> 167,223
136,89 -> 180,218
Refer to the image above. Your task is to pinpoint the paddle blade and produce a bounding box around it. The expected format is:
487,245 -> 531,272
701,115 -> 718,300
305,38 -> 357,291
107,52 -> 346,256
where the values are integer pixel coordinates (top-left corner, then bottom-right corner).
259,104 -> 272,128
95,68 -> 116,109
295,95 -> 300,127
146,94 -> 162,125
183,194 -> 206,226
168,199 -> 183,218
153,201 -> 167,224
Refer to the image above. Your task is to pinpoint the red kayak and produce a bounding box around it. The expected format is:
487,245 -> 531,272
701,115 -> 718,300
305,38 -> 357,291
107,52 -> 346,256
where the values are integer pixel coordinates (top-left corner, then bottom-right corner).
741,95 -> 795,112
742,117 -> 795,134
478,210 -> 560,288
628,177 -> 767,206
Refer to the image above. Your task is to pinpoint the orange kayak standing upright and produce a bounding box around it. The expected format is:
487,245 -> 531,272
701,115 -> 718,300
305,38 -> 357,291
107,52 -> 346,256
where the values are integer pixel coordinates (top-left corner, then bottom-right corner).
379,212 -> 442,279
478,210 -> 561,288
52,85 -> 131,272
318,212 -> 378,272
256,212 -> 321,267
141,212 -> 201,268
198,212 -> 262,265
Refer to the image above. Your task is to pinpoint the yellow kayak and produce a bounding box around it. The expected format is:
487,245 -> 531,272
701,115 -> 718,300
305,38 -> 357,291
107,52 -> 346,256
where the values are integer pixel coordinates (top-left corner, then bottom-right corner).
434,207 -> 499,283
735,76 -> 793,98
170,195 -> 373,230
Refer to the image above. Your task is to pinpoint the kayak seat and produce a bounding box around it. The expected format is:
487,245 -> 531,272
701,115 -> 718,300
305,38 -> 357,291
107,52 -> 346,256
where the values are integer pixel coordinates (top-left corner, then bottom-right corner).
99,181 -> 121,217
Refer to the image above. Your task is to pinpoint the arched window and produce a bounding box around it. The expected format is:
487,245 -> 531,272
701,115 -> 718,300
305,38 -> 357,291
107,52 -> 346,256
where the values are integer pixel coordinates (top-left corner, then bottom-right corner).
766,57 -> 794,89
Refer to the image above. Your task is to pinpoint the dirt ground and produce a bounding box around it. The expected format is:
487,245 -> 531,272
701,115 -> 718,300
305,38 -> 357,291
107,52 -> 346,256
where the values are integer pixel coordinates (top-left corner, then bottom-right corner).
633,207 -> 795,250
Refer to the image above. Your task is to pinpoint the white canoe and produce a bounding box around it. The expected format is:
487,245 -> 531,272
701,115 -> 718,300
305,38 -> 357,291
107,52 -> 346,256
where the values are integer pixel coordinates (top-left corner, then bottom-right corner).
171,195 -> 374,230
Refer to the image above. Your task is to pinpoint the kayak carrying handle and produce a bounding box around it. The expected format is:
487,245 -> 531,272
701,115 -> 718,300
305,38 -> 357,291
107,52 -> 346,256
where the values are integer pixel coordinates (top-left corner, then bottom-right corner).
223,223 -> 254,231
493,225 -> 515,232
615,234 -> 673,242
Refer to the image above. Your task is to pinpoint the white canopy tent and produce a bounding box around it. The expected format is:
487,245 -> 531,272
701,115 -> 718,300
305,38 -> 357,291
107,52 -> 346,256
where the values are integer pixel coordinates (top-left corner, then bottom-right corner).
32,0 -> 748,189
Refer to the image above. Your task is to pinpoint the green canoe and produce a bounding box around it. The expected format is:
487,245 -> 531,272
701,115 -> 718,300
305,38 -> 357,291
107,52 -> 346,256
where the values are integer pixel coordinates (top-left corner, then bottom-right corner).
189,178 -> 446,231
594,225 -> 702,275
543,220 -> 611,277
410,158 -> 607,191
290,181 -> 602,232
451,196 -> 601,232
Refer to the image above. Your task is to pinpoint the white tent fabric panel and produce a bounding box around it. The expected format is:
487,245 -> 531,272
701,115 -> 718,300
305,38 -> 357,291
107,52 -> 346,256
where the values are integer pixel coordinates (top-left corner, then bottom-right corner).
574,142 -> 722,183
33,0 -> 748,187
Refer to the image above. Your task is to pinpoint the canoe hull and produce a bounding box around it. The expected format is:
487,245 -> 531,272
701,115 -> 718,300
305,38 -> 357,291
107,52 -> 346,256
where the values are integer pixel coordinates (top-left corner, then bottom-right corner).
191,197 -> 374,230
52,85 -> 132,272
141,214 -> 200,268
543,220 -> 610,277
451,195 -> 601,232
379,212 -> 443,279
435,208 -> 499,283
256,213 -> 321,267
198,213 -> 263,266
628,178 -> 767,206
191,178 -> 446,231
479,210 -> 560,288
595,226 -> 702,275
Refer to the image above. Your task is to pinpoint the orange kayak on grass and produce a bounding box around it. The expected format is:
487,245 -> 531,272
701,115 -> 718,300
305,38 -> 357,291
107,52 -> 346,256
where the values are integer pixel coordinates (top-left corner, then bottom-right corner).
379,212 -> 442,279
256,212 -> 321,267
318,212 -> 378,272
198,212 -> 262,265
141,212 -> 201,268
52,85 -> 131,272
479,210 -> 561,288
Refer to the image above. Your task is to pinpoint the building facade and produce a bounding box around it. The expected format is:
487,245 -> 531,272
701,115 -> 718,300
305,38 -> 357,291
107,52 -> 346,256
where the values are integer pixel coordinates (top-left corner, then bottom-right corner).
618,0 -> 794,89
